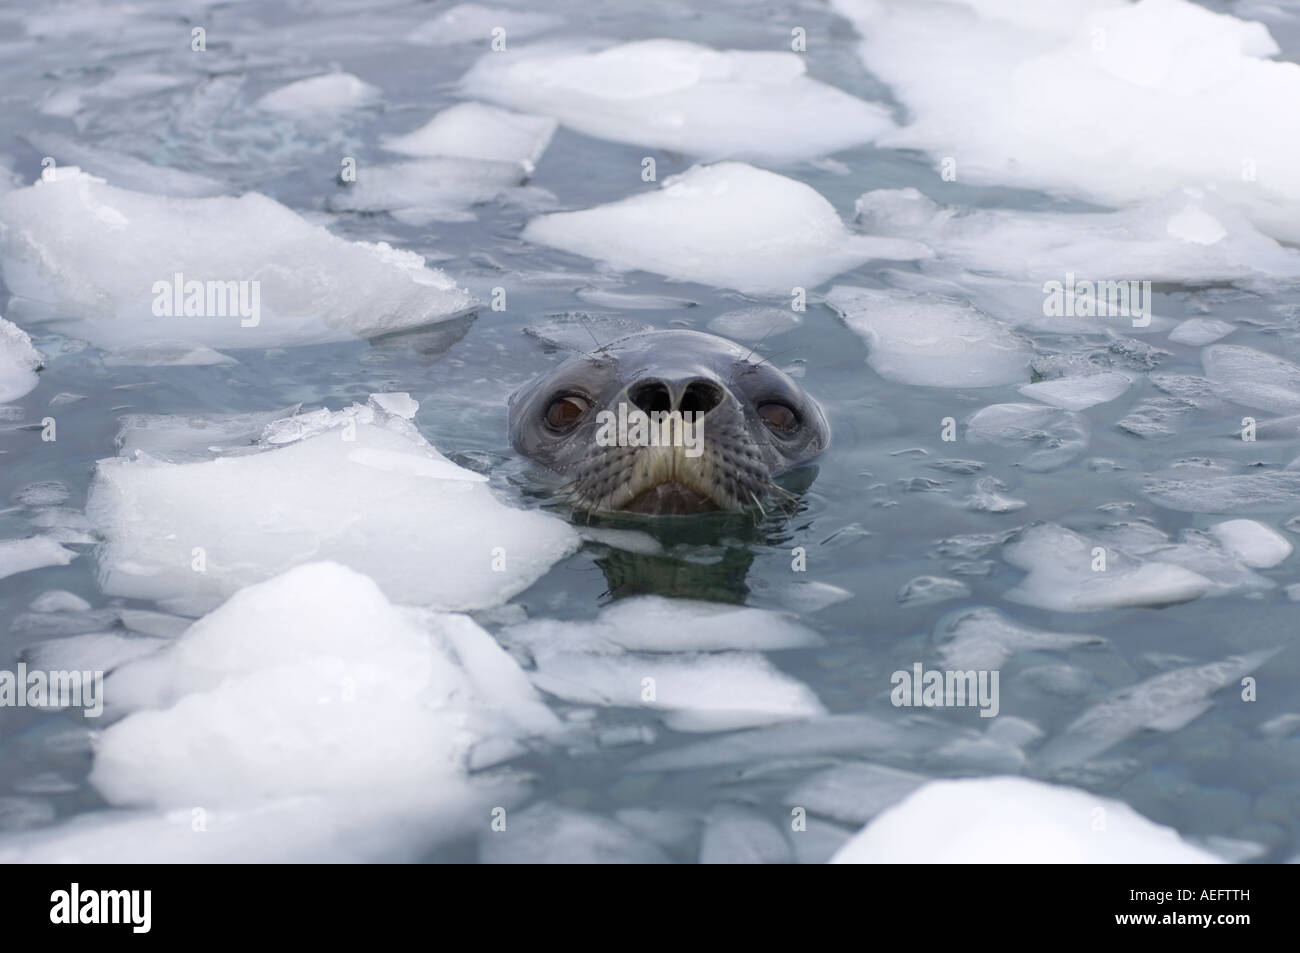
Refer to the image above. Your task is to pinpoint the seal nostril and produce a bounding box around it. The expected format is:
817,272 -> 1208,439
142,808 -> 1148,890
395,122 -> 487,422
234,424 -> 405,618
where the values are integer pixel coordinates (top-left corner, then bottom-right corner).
629,380 -> 672,414
679,380 -> 724,415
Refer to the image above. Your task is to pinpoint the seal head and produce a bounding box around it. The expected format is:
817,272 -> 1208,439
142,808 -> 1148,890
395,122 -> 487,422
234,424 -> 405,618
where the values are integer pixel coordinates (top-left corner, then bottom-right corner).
508,329 -> 830,514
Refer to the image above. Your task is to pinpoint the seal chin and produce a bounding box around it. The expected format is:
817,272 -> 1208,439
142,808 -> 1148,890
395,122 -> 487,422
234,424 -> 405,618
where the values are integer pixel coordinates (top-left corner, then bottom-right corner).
622,481 -> 720,515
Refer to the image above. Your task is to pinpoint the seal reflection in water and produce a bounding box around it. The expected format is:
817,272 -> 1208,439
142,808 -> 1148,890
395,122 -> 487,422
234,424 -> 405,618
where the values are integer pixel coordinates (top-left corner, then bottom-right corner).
508,330 -> 830,516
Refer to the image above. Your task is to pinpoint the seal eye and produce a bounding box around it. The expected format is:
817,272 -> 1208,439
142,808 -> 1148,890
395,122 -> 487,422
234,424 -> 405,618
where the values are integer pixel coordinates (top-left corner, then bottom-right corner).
758,401 -> 799,434
544,395 -> 589,431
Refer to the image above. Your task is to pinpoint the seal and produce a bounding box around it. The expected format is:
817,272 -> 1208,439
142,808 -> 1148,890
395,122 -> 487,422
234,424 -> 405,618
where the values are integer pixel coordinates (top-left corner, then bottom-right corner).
508,329 -> 830,515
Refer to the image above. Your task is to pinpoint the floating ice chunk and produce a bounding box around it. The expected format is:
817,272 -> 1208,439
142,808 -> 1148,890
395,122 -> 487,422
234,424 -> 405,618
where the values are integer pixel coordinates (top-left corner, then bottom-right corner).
707,307 -> 801,340
1202,344 -> 1300,412
93,562 -> 558,812
463,39 -> 895,163
573,288 -> 696,310
1141,470 -> 1300,513
964,476 -> 1026,513
896,575 -> 969,607
933,607 -> 1105,671
1209,519 -> 1293,567
28,590 -> 91,614
87,398 -> 578,611
382,102 -> 557,173
23,132 -> 226,197
785,763 -> 928,827
1003,523 -> 1213,612
826,286 -> 1029,388
1035,650 -> 1277,772
327,156 -> 538,223
506,596 -> 821,653
1169,318 -> 1234,346
522,651 -> 825,733
523,164 -> 926,295
699,805 -> 792,864
830,777 -> 1220,863
0,317 -> 41,403
831,0 -> 1300,243
409,4 -> 561,46
1018,372 -> 1132,410
0,537 -> 76,582
0,169 -> 474,349
23,632 -> 167,674
115,406 -> 301,463
855,188 -> 1300,287
255,72 -> 379,114
479,803 -> 669,863
965,404 -> 1090,472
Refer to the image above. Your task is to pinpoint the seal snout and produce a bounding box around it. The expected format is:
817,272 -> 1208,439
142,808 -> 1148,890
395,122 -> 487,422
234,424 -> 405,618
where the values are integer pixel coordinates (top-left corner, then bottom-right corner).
507,329 -> 830,516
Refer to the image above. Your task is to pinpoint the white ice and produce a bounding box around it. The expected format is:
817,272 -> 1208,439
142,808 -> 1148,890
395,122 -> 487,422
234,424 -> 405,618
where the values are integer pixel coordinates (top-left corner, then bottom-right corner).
327,156 -> 552,224
462,39 -> 895,163
503,598 -> 825,733
830,777 -> 1220,863
0,316 -> 41,403
408,4 -> 561,47
1018,372 -> 1132,410
933,607 -> 1105,670
523,163 -> 927,295
785,763 -> 928,828
479,803 -> 669,864
827,286 -> 1030,388
382,102 -> 557,173
87,396 -> 578,612
1169,318 -> 1234,346
254,72 -> 380,114
1202,344 -> 1300,413
0,537 -> 76,582
965,404 -> 1090,471
1208,519 -> 1293,568
832,0 -> 1300,243
1003,523 -> 1214,612
1035,650 -> 1277,772
0,168 -> 474,350
1,562 -> 554,862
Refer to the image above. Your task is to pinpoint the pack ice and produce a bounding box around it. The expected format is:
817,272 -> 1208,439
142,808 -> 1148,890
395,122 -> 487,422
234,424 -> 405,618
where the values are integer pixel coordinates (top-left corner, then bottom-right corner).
826,286 -> 1030,388
461,39 -> 895,163
0,168 -> 474,350
254,72 -> 380,114
87,396 -> 578,613
0,563 -> 559,862
502,597 -> 826,732
0,316 -> 41,403
830,777 -> 1220,863
382,102 -> 557,173
523,163 -> 928,295
832,0 -> 1300,242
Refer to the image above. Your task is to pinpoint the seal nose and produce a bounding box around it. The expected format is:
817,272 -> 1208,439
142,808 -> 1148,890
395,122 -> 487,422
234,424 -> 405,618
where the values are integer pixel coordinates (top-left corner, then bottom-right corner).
628,378 -> 725,415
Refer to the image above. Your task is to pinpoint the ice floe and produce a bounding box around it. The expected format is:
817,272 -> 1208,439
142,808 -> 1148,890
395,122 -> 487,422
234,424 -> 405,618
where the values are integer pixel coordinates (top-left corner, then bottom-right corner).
87,396 -> 578,612
832,0 -> 1300,243
785,763 -> 928,828
1,563 -> 555,862
502,598 -> 825,732
826,286 -> 1030,388
327,156 -> 551,224
254,72 -> 379,114
933,607 -> 1105,670
0,168 -> 474,350
462,39 -> 895,162
1202,344 -> 1300,413
1141,470 -> 1300,514
1168,318 -> 1235,346
1035,650 -> 1277,772
1209,519 -> 1293,567
382,102 -> 557,173
1003,523 -> 1214,612
965,404 -> 1090,471
522,163 -> 927,295
830,777 -> 1220,863
409,3 -> 561,47
698,804 -> 792,864
0,537 -> 76,582
0,316 -> 41,402
1018,372 -> 1132,410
